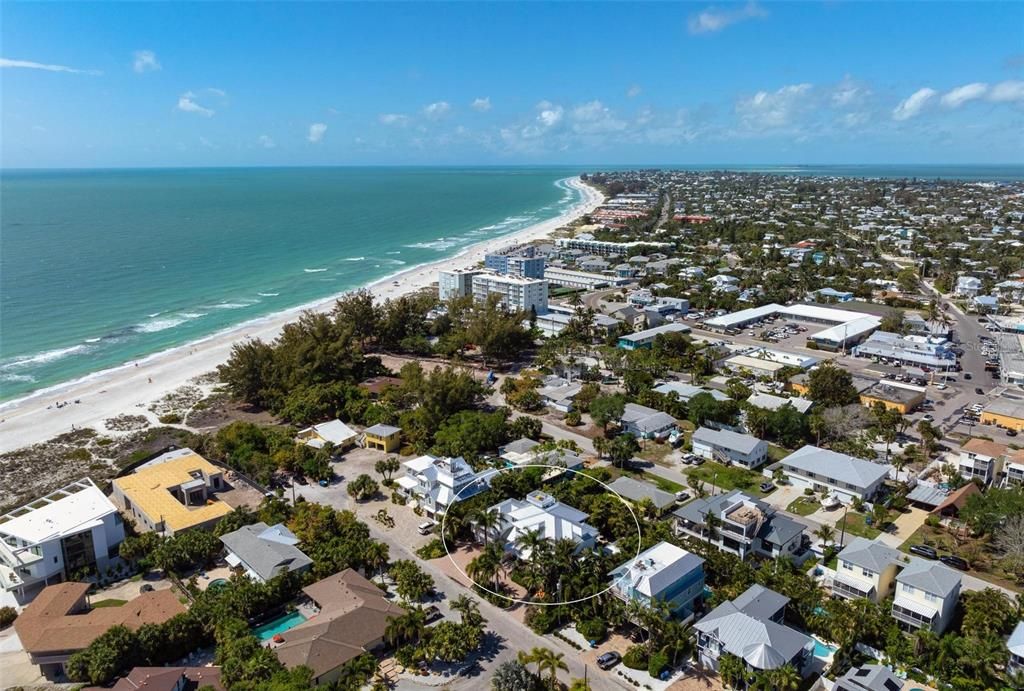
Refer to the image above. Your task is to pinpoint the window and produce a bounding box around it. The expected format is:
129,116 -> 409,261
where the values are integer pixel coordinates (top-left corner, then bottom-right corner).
862,568 -> 874,578
842,561 -> 853,571
902,583 -> 915,594
924,591 -> 937,602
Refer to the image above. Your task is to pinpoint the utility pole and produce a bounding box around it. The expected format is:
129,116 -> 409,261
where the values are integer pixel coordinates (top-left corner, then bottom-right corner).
839,504 -> 849,547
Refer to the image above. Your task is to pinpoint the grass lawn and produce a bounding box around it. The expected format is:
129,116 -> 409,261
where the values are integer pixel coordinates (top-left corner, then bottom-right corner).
686,461 -> 765,497
636,442 -> 674,467
787,496 -> 821,516
900,524 -> 1022,592
642,472 -> 684,494
836,512 -> 880,540
767,444 -> 792,463
90,598 -> 128,608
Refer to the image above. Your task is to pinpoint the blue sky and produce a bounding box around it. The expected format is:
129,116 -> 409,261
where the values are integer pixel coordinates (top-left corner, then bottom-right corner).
3,1 -> 1023,167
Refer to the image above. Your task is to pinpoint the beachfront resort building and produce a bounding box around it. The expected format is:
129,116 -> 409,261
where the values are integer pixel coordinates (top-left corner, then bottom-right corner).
396,455 -> 488,518
471,272 -> 549,314
773,445 -> 890,503
483,491 -> 598,559
543,266 -> 631,290
609,542 -> 705,619
484,244 -> 545,278
0,478 -> 125,603
271,569 -> 405,686
694,584 -> 813,678
690,426 -> 769,469
111,448 -> 233,536
15,582 -> 184,678
673,490 -> 806,561
891,558 -> 962,634
438,268 -> 483,301
554,237 -> 673,257
219,522 -> 312,583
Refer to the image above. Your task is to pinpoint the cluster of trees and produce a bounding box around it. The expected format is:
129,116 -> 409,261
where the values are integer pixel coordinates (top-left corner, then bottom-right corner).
960,486 -> 1024,584
387,594 -> 488,670
118,527 -> 221,575
286,501 -> 388,580
208,421 -> 333,484
744,401 -> 808,448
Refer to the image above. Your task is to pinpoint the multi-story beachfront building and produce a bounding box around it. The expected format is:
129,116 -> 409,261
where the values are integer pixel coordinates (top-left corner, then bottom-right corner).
471,272 -> 548,313
0,478 -> 125,603
438,268 -> 483,301
484,245 -> 545,278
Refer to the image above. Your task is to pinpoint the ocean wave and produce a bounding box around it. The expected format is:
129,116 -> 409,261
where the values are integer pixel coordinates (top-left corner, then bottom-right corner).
344,256 -> 366,262
0,344 -> 90,370
210,302 -> 255,310
385,251 -> 401,255
405,237 -> 463,251
84,338 -> 102,343
258,292 -> 280,297
0,373 -> 36,383
304,268 -> 328,273
134,311 -> 209,334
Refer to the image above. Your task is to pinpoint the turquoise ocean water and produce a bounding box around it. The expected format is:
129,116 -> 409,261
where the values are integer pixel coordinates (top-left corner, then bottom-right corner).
0,167 -> 583,401
2,164 -> 1021,402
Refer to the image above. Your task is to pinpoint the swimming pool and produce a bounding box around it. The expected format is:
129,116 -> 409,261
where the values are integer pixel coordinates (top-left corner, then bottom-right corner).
208,578 -> 229,590
252,611 -> 307,641
812,638 -> 838,658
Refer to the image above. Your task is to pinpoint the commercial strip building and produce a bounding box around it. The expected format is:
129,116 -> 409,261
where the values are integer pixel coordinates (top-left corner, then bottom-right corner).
981,396 -> 1024,432
703,303 -> 881,350
771,445 -> 890,503
543,266 -> 631,290
0,478 -> 125,602
111,448 -> 233,536
617,322 -> 691,350
852,332 -> 957,370
554,237 -> 673,257
15,582 -> 185,678
609,541 -> 705,619
859,382 -> 926,414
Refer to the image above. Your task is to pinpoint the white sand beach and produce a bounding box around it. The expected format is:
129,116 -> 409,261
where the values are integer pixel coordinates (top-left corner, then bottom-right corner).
0,177 -> 604,453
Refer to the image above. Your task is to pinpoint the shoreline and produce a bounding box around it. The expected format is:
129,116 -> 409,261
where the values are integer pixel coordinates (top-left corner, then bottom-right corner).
0,176 -> 604,453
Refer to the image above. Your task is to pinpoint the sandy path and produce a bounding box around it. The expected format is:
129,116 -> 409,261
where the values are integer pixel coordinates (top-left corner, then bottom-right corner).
0,177 -> 603,453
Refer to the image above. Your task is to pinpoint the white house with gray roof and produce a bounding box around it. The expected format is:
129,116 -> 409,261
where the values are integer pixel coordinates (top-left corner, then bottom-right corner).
832,537 -> 908,603
609,542 -> 705,619
220,522 -> 312,583
694,584 -> 813,677
619,403 -> 677,440
673,490 -> 806,562
484,491 -> 597,559
891,558 -> 961,634
775,445 -> 890,503
396,455 -> 488,518
691,426 -> 769,469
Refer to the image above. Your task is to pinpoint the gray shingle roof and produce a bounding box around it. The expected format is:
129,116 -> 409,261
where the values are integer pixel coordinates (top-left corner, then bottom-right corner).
607,476 -> 676,510
691,426 -> 765,455
837,537 -> 907,572
220,522 -> 312,581
834,664 -> 903,691
896,557 -> 962,597
782,445 -> 890,490
756,515 -> 805,547
731,584 -> 789,621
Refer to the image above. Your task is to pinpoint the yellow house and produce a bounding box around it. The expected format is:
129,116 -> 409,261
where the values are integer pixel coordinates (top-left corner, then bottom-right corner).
860,383 -> 925,414
981,398 -> 1024,432
112,448 -> 232,535
363,424 -> 402,453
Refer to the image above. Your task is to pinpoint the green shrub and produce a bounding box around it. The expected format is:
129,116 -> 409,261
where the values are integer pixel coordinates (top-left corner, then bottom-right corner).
565,411 -> 582,426
623,644 -> 648,670
576,618 -> 607,642
415,538 -> 446,560
159,413 -> 183,424
647,648 -> 669,678
803,487 -> 814,495
524,605 -> 561,634
0,606 -> 17,628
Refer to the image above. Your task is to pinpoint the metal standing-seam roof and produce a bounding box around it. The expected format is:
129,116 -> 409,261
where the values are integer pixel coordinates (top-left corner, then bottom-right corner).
836,536 -> 907,572
607,476 -> 676,511
219,522 -> 312,581
781,445 -> 890,490
896,557 -> 962,597
691,426 -> 765,455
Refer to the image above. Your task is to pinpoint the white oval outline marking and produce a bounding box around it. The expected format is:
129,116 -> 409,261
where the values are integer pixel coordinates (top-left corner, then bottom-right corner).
440,463 -> 643,606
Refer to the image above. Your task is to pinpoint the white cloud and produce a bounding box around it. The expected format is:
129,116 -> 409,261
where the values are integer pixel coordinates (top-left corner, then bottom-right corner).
177,91 -> 215,117
132,50 -> 161,73
0,57 -> 102,75
258,135 -> 276,149
470,97 -> 492,112
626,84 -> 642,99
536,101 -> 564,128
988,80 -> 1024,103
892,87 -> 937,120
941,82 -> 988,108
379,113 -> 410,126
570,100 -> 627,134
688,2 -> 767,35
206,87 -> 227,97
199,136 -> 216,149
307,123 -> 327,143
423,101 -> 452,119
736,83 -> 813,129
831,76 -> 870,108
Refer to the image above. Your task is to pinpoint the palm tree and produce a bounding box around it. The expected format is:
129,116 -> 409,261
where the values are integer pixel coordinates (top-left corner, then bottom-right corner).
474,507 -> 501,547
449,594 -> 482,628
717,652 -> 748,690
384,607 -> 426,646
814,525 -> 835,550
514,528 -> 547,564
467,548 -> 500,593
364,542 -> 389,585
771,664 -> 801,690
522,647 -> 568,690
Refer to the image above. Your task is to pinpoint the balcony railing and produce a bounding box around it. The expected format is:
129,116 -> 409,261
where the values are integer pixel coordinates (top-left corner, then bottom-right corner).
891,603 -> 935,629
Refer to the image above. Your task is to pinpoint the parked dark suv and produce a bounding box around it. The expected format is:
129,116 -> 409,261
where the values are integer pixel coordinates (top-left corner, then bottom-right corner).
940,555 -> 969,571
909,544 -> 938,560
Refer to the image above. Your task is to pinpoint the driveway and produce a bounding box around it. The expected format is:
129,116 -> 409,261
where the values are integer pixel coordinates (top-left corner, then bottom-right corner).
876,507 -> 929,548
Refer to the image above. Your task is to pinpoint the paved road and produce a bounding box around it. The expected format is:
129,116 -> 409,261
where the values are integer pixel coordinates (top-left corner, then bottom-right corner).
294,482 -> 628,691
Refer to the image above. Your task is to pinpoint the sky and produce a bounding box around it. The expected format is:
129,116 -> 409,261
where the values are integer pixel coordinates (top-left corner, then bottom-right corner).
2,1 -> 1023,168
